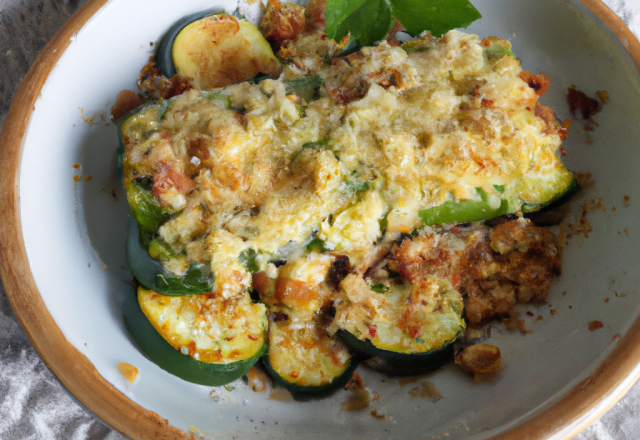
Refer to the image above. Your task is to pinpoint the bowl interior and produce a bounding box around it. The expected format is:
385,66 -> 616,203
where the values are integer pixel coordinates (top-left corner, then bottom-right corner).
17,0 -> 640,438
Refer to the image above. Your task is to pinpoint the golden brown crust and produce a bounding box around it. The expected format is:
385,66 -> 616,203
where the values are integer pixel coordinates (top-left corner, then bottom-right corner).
391,219 -> 561,326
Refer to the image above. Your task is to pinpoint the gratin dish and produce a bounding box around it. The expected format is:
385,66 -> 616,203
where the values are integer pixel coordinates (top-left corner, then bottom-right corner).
2,0 -> 640,438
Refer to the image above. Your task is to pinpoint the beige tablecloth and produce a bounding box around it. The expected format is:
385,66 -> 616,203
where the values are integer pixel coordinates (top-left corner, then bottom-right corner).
1,0 -> 639,438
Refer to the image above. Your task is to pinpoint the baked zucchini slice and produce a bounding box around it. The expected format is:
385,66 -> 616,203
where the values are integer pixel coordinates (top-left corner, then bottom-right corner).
127,215 -> 214,296
123,285 -> 267,386
334,274 -> 465,366
263,318 -> 355,399
157,11 -> 281,89
419,174 -> 577,226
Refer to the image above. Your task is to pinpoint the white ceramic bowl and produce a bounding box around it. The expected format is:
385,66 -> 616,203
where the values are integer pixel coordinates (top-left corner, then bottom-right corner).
2,0 -> 640,438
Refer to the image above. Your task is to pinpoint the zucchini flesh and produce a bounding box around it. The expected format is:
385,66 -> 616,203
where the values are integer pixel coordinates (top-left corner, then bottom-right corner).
122,284 -> 266,386
169,13 -> 281,89
155,8 -> 224,79
335,274 -> 465,357
263,319 -> 356,399
127,215 -> 214,296
263,356 -> 357,400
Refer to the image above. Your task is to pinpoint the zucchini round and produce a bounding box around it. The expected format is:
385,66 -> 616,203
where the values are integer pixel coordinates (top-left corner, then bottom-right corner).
522,177 -> 580,214
333,274 -> 465,362
263,356 -> 357,400
157,11 -> 281,89
127,215 -> 214,296
155,8 -> 224,79
262,318 -> 354,399
340,330 -> 454,376
122,284 -> 267,386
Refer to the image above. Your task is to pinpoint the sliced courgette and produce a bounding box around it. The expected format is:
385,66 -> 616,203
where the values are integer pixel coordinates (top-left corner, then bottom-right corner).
156,8 -> 224,79
123,284 -> 267,386
335,274 -> 465,361
160,12 -> 281,89
263,318 -> 355,399
126,215 -> 214,296
125,178 -> 172,236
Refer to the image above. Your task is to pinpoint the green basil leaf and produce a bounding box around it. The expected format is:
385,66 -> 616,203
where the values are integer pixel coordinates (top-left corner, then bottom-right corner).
307,237 -> 328,252
326,0 -> 393,47
293,140 -> 329,161
239,248 -> 260,273
387,0 -> 481,37
371,283 -> 389,293
344,180 -> 371,193
493,184 -> 506,194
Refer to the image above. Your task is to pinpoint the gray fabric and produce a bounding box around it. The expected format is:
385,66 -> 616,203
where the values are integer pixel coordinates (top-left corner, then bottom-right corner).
0,0 -> 638,438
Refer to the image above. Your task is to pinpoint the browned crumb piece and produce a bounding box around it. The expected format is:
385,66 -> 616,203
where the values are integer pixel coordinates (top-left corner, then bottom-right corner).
596,90 -> 610,104
455,344 -> 501,375
246,367 -> 268,393
118,362 -> 139,383
260,0 -> 306,51
268,389 -> 294,401
567,86 -> 600,119
588,320 -> 604,331
569,207 -> 593,238
370,409 -> 391,420
390,219 -> 560,325
111,89 -> 143,120
342,389 -> 370,411
408,382 -> 443,401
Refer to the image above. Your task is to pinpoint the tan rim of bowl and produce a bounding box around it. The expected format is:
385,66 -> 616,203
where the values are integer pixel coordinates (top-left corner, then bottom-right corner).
1,0 -> 639,438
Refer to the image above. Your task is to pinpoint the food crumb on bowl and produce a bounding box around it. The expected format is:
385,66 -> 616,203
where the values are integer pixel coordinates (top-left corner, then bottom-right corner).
398,374 -> 430,387
268,389 -> 294,401
588,320 -> 604,332
246,367 -> 269,393
118,362 -> 139,383
408,381 -> 443,402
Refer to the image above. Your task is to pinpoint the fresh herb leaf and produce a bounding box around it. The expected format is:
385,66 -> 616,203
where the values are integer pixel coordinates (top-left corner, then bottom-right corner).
388,0 -> 481,38
416,337 -> 425,343
154,262 -> 215,294
326,0 -> 392,47
292,140 -> 329,161
326,0 -> 481,47
371,283 -> 389,293
159,99 -> 172,121
493,184 -> 505,194
483,40 -> 514,61
284,75 -> 324,102
238,248 -> 260,273
344,180 -> 371,193
203,92 -> 232,109
476,187 -> 488,202
307,237 -> 328,252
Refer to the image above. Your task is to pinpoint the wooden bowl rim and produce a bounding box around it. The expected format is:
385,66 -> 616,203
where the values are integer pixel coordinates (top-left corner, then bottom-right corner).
1,0 -> 639,438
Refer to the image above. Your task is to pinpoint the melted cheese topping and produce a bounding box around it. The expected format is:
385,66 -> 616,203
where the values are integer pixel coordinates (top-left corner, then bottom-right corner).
332,274 -> 465,354
122,30 -> 571,286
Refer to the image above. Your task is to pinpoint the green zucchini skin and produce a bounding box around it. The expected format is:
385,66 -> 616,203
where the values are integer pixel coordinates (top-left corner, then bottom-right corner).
122,283 -> 266,386
522,178 -> 580,215
338,330 -> 454,376
156,8 -> 224,79
126,215 -> 215,296
262,356 -> 358,401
